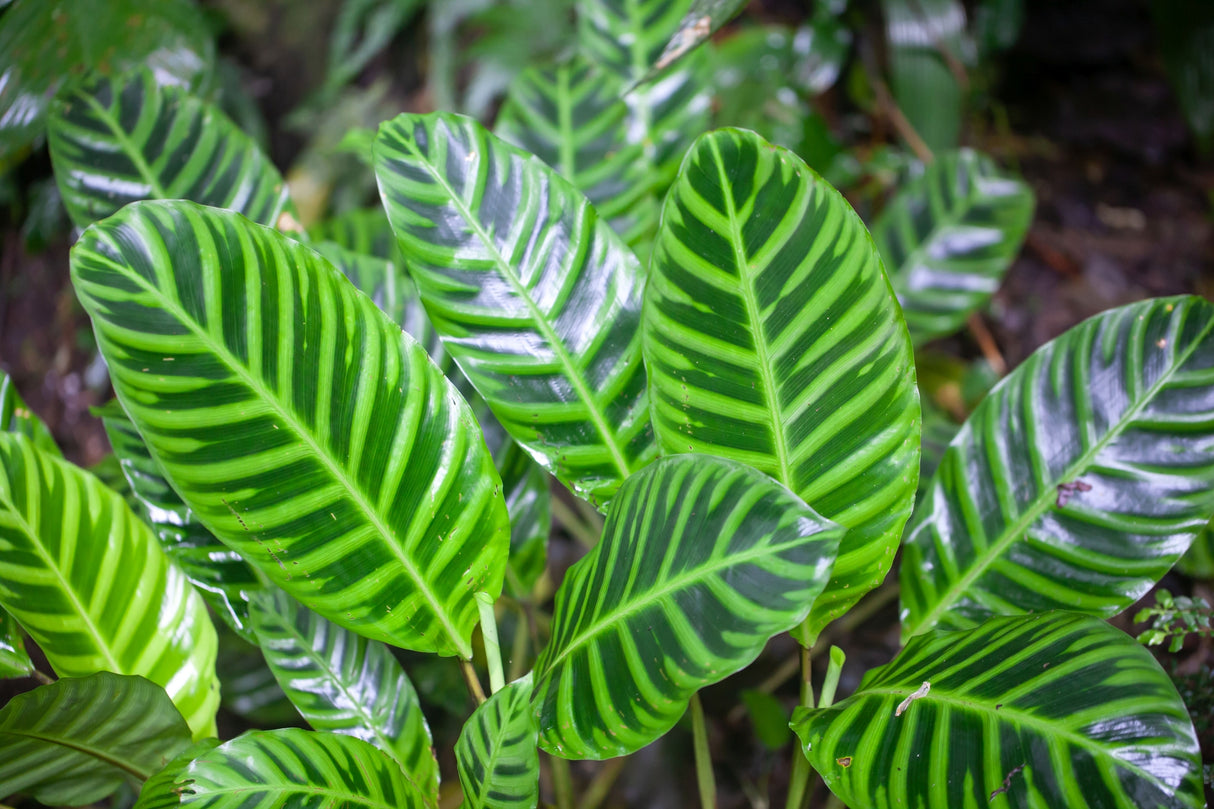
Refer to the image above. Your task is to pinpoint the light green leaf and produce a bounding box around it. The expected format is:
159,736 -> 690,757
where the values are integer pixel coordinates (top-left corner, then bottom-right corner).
496,55 -> 660,253
874,150 -> 1034,345
374,112 -> 655,508
1177,517 -> 1214,579
0,0 -> 214,171
48,68 -> 292,229
901,296 -> 1214,637
0,672 -> 193,806
0,608 -> 31,678
533,454 -> 842,759
456,674 -> 539,809
70,200 -> 510,658
0,434 -> 219,737
249,589 -> 439,796
137,728 -> 434,809
0,371 -> 58,456
644,129 -> 920,645
98,401 -> 264,642
792,612 -> 1206,809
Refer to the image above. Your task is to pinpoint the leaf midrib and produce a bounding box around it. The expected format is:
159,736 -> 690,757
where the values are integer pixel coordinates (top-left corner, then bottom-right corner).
395,124 -> 633,480
2,727 -> 156,781
77,84 -> 170,200
908,308 -> 1214,636
85,234 -> 468,658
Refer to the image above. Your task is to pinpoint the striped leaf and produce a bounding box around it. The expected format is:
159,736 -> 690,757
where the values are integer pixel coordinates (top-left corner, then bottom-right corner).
374,113 -> 655,508
456,674 -> 539,809
791,612 -> 1206,809
1178,518 -> 1214,578
0,672 -> 192,806
901,297 -> 1214,637
249,589 -> 439,796
644,129 -> 920,645
873,150 -> 1035,345
47,68 -> 291,229
98,402 -> 264,642
134,739 -> 221,809
882,0 -> 968,153
0,434 -> 219,737
650,0 -> 748,77
214,625 -> 300,728
533,454 -> 843,759
308,207 -> 403,266
498,439 -> 550,596
0,371 -> 58,456
70,200 -> 510,658
577,0 -> 712,186
0,608 -> 31,678
496,56 -> 660,254
137,728 -> 433,809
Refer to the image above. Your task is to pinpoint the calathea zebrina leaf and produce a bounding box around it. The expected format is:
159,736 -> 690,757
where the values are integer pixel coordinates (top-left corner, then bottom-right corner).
456,673 -> 540,809
644,128 -> 920,646
134,728 -> 433,809
249,589 -> 439,796
98,401 -> 264,643
532,454 -> 842,759
792,612 -> 1206,809
0,370 -> 58,457
47,67 -> 292,229
374,112 -> 655,509
647,0 -> 749,79
0,608 -> 31,679
70,200 -> 510,658
0,672 -> 193,806
873,149 -> 1035,345
0,434 -> 219,737
901,296 -> 1214,637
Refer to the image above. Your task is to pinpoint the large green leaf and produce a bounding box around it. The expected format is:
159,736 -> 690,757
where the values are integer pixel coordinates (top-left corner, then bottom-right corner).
577,0 -> 712,186
873,150 -> 1035,345
0,608 -> 31,678
98,402 -> 264,642
374,112 -> 655,508
498,439 -> 550,596
136,728 -> 433,809
533,454 -> 842,759
133,739 -> 221,809
249,589 -> 439,795
0,371 -> 58,456
48,68 -> 291,229
0,434 -> 219,736
456,674 -> 540,809
901,297 -> 1214,637
70,200 -> 510,658
495,55 -> 660,253
644,129 -> 920,644
0,0 -> 213,170
0,672 -> 192,806
882,0 -> 967,153
792,612 -> 1206,809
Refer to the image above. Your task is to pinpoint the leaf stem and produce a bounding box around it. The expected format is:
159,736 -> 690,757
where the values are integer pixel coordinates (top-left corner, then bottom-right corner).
476,592 -> 505,694
578,757 -> 627,809
549,752 -> 576,809
460,658 -> 486,704
819,647 -> 846,709
690,692 -> 716,809
784,647 -> 815,809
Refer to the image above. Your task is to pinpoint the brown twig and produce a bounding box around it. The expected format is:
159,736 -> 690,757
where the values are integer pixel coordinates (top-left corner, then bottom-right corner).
873,78 -> 935,165
966,313 -> 1008,376
460,658 -> 487,704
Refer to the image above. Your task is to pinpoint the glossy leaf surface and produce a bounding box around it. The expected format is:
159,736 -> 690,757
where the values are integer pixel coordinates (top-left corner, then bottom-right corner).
0,434 -> 219,736
650,0 -> 748,77
496,56 -> 659,252
645,129 -> 919,643
456,674 -> 540,809
0,371 -> 57,456
48,68 -> 291,229
375,113 -> 654,507
792,612 -> 1206,809
0,672 -> 192,805
533,454 -> 843,759
99,402 -> 263,642
0,609 -> 31,678
71,200 -> 510,658
138,728 -> 433,809
249,589 -> 439,795
902,297 -> 1214,637
873,150 -> 1034,344
0,0 -> 213,169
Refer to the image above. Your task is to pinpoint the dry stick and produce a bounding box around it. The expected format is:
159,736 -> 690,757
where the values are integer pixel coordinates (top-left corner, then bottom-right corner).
966,312 -> 1008,375
460,658 -> 487,705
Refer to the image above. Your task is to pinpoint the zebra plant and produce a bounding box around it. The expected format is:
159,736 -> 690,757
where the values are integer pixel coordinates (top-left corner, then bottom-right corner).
1,2 -> 1212,809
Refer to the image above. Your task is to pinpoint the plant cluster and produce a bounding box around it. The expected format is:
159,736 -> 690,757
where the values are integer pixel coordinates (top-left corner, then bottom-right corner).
0,1 -> 1212,809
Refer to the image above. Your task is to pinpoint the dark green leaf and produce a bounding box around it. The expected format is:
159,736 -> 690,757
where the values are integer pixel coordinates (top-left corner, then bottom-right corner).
0,672 -> 193,806
533,454 -> 842,759
0,434 -> 219,736
882,0 -> 968,153
0,608 -> 31,678
1151,0 -> 1214,155
901,297 -> 1214,637
873,150 -> 1034,345
98,401 -> 264,642
1177,518 -> 1213,579
0,0 -> 214,170
498,440 -> 550,596
133,739 -> 221,809
249,589 -> 439,795
741,689 -> 791,750
70,200 -> 511,658
374,112 -> 655,508
644,129 -> 920,644
650,0 -> 748,77
48,68 -> 291,229
792,612 -> 1206,809
456,674 -> 539,809
975,0 -> 1026,54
